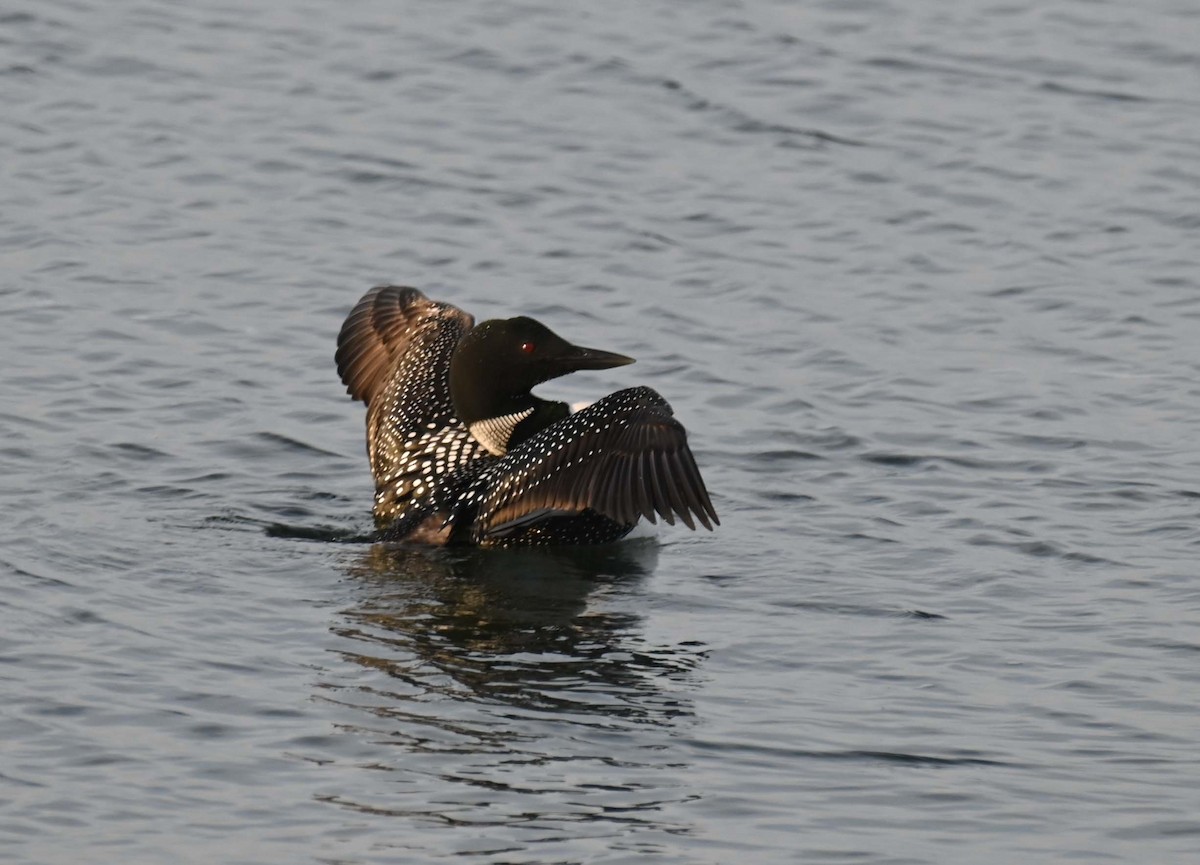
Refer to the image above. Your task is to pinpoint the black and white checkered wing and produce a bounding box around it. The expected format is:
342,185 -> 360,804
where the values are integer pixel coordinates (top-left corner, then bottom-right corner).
460,386 -> 718,542
336,286 -> 492,524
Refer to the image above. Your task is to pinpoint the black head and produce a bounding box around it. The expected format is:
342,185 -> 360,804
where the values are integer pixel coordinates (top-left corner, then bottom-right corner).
450,316 -> 634,425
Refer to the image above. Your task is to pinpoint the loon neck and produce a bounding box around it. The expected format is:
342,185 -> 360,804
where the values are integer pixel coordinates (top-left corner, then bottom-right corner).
467,395 -> 568,457
449,315 -> 634,456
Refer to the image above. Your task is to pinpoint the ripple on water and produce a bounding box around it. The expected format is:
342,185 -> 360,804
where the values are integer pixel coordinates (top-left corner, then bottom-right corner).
3,0 -> 1200,862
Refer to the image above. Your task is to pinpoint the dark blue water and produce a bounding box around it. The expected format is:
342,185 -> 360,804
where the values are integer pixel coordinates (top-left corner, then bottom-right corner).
4,1 -> 1200,862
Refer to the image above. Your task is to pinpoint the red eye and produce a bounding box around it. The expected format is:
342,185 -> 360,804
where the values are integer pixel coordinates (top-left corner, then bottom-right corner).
520,341 -> 536,354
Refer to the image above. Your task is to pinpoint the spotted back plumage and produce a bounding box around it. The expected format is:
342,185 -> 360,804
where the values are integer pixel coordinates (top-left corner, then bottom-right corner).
335,286 -> 493,525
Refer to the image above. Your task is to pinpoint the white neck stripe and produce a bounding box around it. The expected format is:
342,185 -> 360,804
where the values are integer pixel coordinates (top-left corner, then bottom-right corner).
469,407 -> 535,457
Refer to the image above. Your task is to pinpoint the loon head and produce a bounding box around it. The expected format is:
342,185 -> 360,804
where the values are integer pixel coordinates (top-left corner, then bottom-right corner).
450,316 -> 634,455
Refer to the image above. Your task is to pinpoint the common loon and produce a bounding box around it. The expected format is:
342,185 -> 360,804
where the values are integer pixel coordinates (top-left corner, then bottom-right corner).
335,285 -> 718,547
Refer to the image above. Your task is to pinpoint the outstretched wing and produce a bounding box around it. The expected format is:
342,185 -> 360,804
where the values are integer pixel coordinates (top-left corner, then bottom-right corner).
335,286 -> 491,524
336,285 -> 474,406
463,386 -> 718,541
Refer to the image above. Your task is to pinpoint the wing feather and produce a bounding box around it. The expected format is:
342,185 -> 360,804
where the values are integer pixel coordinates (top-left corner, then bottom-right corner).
335,285 -> 488,527
659,449 -> 693,529
335,285 -> 475,406
467,387 -> 718,540
646,446 -> 673,525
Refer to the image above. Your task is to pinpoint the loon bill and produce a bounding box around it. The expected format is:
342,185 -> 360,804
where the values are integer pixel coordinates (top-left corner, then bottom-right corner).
335,285 -> 719,547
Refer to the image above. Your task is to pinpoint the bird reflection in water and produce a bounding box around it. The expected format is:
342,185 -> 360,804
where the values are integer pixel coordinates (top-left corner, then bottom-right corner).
318,540 -> 707,843
332,539 -> 702,717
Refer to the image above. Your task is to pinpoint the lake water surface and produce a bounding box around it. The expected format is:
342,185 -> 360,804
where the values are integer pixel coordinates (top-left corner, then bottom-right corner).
4,1 -> 1200,862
